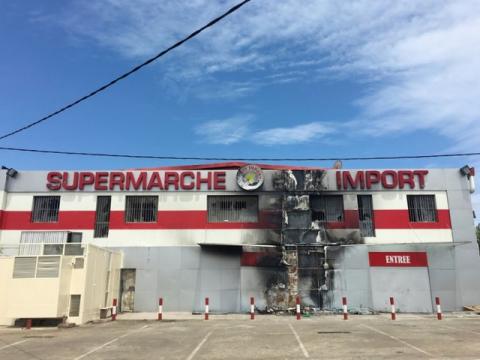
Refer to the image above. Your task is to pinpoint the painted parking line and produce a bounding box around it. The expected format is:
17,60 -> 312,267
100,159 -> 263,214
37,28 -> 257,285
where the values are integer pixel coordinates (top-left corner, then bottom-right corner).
288,323 -> 309,358
360,324 -> 433,357
185,330 -> 213,360
73,324 -> 149,360
0,339 -> 28,351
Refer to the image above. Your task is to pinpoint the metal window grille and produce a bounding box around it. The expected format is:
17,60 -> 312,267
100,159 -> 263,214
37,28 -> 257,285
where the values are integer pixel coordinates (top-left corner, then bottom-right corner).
407,195 -> 438,222
13,257 -> 37,278
94,196 -> 111,238
69,295 -> 81,317
36,256 -> 61,278
310,195 -> 344,222
208,196 -> 258,223
125,196 -> 158,223
19,231 -> 69,256
31,196 -> 60,223
358,195 -> 376,237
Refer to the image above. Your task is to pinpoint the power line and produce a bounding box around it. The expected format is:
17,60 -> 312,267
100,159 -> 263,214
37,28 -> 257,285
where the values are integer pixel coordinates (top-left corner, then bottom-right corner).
0,0 -> 251,141
0,146 -> 479,162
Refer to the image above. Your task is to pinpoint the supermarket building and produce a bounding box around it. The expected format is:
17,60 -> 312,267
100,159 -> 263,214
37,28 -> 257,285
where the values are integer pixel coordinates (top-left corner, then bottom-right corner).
0,162 -> 479,325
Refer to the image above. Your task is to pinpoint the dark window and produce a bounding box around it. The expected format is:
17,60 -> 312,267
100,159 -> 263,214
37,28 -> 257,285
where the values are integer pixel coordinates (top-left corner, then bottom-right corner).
407,195 -> 438,222
358,195 -> 375,237
208,196 -> 258,223
69,295 -> 81,317
31,196 -> 60,223
125,196 -> 158,223
94,196 -> 111,238
311,195 -> 344,222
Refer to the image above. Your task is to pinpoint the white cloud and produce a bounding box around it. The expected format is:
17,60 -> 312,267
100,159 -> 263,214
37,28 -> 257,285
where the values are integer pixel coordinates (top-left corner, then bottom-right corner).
195,116 -> 335,145
194,115 -> 251,145
54,0 -> 480,151
252,122 -> 334,145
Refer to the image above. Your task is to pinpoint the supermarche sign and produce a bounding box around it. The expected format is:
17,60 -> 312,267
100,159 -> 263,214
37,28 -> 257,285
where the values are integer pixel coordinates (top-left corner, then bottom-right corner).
46,171 -> 227,191
368,252 -> 428,267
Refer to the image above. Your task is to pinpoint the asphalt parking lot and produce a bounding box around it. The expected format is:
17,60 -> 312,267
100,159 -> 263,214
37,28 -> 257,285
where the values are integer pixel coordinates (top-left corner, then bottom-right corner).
0,314 -> 479,359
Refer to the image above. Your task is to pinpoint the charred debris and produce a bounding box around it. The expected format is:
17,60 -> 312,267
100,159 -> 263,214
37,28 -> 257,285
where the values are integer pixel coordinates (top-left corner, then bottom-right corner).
262,170 -> 364,312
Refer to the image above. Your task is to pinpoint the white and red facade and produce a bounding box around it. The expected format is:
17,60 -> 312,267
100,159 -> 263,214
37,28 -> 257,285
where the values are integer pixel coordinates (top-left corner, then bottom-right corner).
0,163 -> 479,314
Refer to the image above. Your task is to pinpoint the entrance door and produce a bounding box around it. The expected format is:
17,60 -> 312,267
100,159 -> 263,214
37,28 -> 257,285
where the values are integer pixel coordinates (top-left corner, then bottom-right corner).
120,269 -> 136,312
370,267 -> 433,313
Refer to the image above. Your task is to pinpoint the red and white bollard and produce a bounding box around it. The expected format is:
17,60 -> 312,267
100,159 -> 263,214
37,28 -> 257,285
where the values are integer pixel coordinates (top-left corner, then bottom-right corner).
390,297 -> 396,320
342,297 -> 348,320
112,298 -> 117,321
296,296 -> 301,320
25,319 -> 32,330
158,298 -> 163,321
204,297 -> 209,320
435,297 -> 442,320
250,297 -> 255,320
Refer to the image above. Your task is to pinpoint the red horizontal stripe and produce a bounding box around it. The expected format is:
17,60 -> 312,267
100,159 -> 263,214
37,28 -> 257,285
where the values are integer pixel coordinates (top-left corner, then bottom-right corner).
0,209 -> 451,230
373,209 -> 451,229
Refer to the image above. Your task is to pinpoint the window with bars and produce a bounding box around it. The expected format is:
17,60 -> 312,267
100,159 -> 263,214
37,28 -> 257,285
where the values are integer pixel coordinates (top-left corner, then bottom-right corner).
125,196 -> 158,223
358,195 -> 375,237
31,196 -> 60,223
94,196 -> 111,237
310,195 -> 344,222
207,196 -> 258,223
407,195 -> 438,222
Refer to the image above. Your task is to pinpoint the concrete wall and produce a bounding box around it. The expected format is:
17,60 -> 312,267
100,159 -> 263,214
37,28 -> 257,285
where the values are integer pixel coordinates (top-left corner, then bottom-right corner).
0,245 -> 122,326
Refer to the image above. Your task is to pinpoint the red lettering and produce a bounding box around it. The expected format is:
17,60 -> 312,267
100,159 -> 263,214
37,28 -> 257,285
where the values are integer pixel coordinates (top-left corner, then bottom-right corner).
398,170 -> 414,189
381,170 -> 398,189
46,172 -> 62,190
94,172 -> 108,191
366,171 -> 380,189
126,172 -> 147,190
147,172 -> 163,190
336,171 -> 341,189
196,172 -> 212,190
414,170 -> 428,189
164,172 -> 179,190
213,172 -> 226,190
109,172 -> 125,190
62,172 -> 79,190
343,171 -> 365,189
180,172 -> 195,190
79,172 -> 95,190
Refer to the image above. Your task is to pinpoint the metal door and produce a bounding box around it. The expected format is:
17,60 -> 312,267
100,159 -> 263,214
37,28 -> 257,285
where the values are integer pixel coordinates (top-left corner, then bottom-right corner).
120,269 -> 136,312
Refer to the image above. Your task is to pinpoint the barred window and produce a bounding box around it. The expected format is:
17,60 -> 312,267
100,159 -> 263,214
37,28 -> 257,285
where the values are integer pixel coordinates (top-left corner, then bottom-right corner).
208,196 -> 258,223
125,196 -> 158,223
358,195 -> 375,237
311,195 -> 344,222
407,195 -> 437,222
94,196 -> 111,238
31,196 -> 60,223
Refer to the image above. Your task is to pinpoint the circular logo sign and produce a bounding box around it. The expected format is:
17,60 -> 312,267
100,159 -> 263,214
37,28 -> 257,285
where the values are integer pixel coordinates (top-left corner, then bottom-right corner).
236,165 -> 264,191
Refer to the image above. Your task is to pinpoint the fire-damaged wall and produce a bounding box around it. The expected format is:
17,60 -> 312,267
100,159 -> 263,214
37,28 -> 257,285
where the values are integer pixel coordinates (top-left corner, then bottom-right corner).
242,170 -> 366,311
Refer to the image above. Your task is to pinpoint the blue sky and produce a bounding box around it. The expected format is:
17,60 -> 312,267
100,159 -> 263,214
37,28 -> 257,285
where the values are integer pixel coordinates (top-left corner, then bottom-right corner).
1,1 -> 479,210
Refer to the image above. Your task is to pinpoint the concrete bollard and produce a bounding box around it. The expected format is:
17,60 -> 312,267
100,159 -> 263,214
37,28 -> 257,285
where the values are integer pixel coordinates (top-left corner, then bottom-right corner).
112,298 -> 117,321
435,297 -> 442,320
342,297 -> 348,320
250,297 -> 255,320
158,298 -> 163,321
296,296 -> 301,320
205,297 -> 209,320
390,297 -> 396,320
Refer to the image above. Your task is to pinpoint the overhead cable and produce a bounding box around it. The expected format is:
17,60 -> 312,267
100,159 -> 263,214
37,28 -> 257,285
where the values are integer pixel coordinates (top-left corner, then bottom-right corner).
0,146 -> 479,162
0,0 -> 251,141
